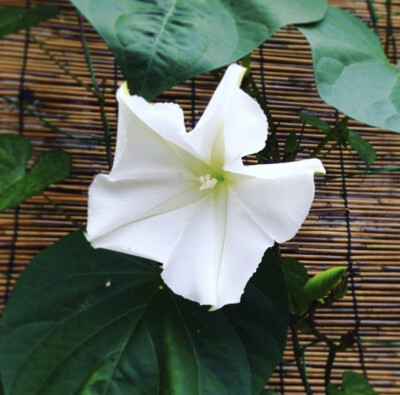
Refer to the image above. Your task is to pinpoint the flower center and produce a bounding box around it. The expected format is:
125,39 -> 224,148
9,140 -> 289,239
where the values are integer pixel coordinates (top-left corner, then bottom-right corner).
199,174 -> 218,191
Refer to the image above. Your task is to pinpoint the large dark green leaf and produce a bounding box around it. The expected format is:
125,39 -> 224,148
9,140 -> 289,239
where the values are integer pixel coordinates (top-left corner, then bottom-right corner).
298,7 -> 400,133
0,134 -> 71,212
0,6 -> 58,38
70,0 -> 327,101
327,370 -> 378,395
1,231 -> 288,394
281,257 -> 308,311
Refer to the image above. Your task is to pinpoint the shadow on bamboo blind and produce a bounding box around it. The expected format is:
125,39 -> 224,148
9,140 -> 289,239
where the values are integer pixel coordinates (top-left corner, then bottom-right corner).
0,0 -> 399,393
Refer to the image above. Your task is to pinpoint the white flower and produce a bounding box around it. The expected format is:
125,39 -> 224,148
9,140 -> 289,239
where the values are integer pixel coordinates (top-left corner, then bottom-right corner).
86,64 -> 325,309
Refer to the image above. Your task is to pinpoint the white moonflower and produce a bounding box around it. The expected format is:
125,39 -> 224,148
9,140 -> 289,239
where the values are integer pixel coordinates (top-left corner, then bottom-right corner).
87,64 -> 325,309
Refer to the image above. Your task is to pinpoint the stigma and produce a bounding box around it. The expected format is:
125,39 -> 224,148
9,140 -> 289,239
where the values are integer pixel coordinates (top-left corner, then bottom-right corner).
199,174 -> 218,191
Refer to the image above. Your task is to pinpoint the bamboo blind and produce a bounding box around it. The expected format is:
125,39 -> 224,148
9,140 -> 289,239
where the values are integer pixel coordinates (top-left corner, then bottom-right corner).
0,0 -> 399,393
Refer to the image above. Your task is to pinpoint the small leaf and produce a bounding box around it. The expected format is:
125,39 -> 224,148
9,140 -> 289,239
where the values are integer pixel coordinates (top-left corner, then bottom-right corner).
282,257 -> 308,311
298,7 -> 400,133
299,112 -> 331,133
0,6 -> 58,38
283,131 -> 299,162
295,266 -> 347,315
348,130 -> 376,170
333,274 -> 348,299
303,266 -> 347,302
0,231 -> 288,394
335,125 -> 349,147
0,134 -> 71,212
327,370 -> 378,395
70,0 -> 327,101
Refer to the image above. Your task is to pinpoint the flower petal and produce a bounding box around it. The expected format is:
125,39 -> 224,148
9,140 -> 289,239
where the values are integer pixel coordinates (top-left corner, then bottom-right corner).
223,88 -> 268,166
161,184 -> 274,309
161,186 -> 227,306
228,159 -> 325,243
88,192 -> 209,263
186,64 -> 247,163
87,170 -> 205,241
216,188 -> 275,308
113,87 -> 210,180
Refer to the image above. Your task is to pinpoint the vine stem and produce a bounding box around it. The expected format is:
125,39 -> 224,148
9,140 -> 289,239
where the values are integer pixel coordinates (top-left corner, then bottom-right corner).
384,0 -> 393,57
0,94 -> 101,145
309,117 -> 349,158
78,12 -> 113,170
290,319 -> 312,395
324,347 -> 337,387
366,0 -> 379,35
41,192 -> 82,229
30,34 -> 103,101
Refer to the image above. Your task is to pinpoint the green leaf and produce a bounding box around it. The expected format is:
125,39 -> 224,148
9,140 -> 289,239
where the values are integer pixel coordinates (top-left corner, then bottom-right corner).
303,266 -> 347,302
0,6 -> 58,38
0,134 -> 71,212
299,112 -> 331,133
0,231 -> 288,394
0,134 -> 32,190
348,130 -> 376,170
281,257 -> 308,311
70,0 -> 327,101
283,132 -> 299,162
298,7 -> 400,133
295,266 -> 346,315
327,371 -> 378,395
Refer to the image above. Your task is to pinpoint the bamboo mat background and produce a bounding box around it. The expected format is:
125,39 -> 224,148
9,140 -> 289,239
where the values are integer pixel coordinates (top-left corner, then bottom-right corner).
0,0 -> 399,393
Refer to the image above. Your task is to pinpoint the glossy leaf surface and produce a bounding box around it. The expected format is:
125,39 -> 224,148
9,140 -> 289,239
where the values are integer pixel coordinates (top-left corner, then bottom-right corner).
0,135 -> 71,212
70,0 -> 327,100
299,7 -> 400,132
1,231 -> 288,394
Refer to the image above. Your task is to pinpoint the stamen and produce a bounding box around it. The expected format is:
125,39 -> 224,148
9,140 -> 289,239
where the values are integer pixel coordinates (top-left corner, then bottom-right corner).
199,174 -> 218,190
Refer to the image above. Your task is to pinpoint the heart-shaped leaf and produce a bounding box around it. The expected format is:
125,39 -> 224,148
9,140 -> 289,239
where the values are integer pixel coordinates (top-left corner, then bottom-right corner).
0,134 -> 71,212
298,7 -> 400,133
70,0 -> 327,101
0,5 -> 58,38
1,231 -> 288,394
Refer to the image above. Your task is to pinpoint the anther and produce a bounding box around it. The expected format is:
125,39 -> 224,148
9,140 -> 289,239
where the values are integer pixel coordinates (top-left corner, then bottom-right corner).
199,174 -> 218,190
